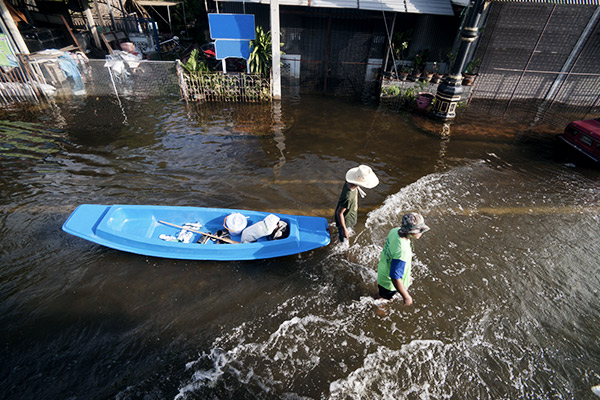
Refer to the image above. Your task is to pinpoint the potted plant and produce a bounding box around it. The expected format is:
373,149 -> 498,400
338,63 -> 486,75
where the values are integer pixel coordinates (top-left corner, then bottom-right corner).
398,65 -> 410,81
414,81 -> 434,110
420,68 -> 434,83
382,85 -> 400,97
430,62 -> 443,84
416,92 -> 434,110
462,57 -> 481,86
411,50 -> 428,81
400,86 -> 417,108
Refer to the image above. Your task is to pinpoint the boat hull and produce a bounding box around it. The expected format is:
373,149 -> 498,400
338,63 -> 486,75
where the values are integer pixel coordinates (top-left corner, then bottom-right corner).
62,205 -> 331,260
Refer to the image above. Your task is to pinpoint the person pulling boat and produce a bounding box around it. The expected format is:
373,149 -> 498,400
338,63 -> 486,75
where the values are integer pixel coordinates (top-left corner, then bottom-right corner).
334,164 -> 379,243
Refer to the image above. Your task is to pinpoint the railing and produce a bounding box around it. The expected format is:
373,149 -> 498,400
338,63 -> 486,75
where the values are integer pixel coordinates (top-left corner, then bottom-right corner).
0,54 -> 53,104
177,62 -> 271,103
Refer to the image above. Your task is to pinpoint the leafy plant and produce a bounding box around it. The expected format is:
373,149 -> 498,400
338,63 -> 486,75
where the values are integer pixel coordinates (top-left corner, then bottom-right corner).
392,30 -> 412,60
182,49 -> 209,73
415,80 -> 430,92
383,85 -> 400,96
412,49 -> 430,73
401,87 -> 417,106
249,26 -> 284,77
445,49 -> 456,64
464,57 -> 481,75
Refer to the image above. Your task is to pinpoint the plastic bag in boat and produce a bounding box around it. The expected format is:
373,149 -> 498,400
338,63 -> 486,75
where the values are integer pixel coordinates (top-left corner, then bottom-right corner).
241,214 -> 280,243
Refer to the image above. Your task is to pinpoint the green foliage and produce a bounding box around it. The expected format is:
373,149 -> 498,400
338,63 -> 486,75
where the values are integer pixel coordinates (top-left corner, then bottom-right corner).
182,49 -> 209,73
464,57 -> 481,74
400,87 -> 417,107
249,27 -> 284,76
412,49 -> 430,73
445,48 -> 456,64
392,30 -> 412,60
414,80 -> 429,92
383,85 -> 401,96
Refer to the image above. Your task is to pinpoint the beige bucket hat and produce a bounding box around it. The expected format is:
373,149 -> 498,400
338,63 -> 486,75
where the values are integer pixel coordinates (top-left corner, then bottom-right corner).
345,165 -> 379,189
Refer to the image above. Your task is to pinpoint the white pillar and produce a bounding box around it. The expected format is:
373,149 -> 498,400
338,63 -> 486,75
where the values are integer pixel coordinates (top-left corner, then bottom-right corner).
270,0 -> 281,100
0,0 -> 29,54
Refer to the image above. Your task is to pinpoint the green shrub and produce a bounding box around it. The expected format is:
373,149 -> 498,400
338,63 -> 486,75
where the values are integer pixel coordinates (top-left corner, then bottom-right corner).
383,85 -> 401,96
182,49 -> 209,73
249,27 -> 284,77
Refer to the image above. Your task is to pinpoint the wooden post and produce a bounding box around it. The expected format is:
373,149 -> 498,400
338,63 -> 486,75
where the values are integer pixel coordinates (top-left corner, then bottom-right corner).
83,3 -> 102,49
270,0 -> 281,100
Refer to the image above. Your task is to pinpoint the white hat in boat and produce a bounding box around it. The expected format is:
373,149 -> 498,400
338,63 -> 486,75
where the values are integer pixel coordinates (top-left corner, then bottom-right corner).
345,165 -> 379,189
224,212 -> 247,235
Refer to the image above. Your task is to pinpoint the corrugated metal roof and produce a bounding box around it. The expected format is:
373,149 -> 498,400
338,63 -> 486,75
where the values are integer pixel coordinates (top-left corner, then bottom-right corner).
138,0 -> 182,5
490,0 -> 599,3
220,0 -> 455,15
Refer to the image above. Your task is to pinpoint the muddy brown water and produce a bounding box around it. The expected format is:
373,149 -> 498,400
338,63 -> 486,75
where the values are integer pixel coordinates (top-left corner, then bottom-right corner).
1,95 -> 599,399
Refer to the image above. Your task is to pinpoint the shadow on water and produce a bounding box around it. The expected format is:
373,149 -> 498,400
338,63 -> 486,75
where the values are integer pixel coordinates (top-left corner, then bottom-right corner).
0,95 -> 599,399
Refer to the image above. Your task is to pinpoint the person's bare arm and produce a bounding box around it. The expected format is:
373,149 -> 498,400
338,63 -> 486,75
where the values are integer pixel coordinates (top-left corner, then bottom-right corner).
335,205 -> 349,239
392,278 -> 412,306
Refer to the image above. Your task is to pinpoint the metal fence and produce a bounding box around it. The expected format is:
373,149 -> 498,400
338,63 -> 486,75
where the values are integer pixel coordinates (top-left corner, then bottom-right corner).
0,54 -> 180,106
0,51 -> 273,106
469,3 -> 600,124
176,63 -> 271,103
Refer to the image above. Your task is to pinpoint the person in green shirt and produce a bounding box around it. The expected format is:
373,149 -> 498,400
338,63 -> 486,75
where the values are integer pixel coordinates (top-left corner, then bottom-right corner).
377,212 -> 430,306
334,165 -> 379,242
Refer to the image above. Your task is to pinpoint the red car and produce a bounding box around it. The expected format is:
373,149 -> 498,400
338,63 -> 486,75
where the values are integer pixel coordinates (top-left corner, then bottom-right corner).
556,118 -> 600,165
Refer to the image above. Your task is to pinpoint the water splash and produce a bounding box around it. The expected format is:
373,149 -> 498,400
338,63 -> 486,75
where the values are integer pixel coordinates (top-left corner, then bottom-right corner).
174,160 -> 600,399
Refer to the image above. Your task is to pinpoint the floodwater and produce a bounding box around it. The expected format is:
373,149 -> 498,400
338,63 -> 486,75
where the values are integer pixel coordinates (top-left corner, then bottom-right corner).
1,94 -> 599,400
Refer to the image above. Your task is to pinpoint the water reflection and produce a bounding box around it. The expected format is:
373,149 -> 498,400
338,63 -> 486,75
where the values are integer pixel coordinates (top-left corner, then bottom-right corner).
0,95 -> 599,400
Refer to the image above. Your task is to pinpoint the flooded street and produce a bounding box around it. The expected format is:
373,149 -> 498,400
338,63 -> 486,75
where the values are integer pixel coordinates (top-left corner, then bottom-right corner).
1,94 -> 599,399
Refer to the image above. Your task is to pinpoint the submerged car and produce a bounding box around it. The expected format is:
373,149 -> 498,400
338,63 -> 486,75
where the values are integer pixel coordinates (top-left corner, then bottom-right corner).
556,118 -> 600,165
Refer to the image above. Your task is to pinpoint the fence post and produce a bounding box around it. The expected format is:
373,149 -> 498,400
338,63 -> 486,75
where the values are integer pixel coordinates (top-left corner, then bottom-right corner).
176,61 -> 189,102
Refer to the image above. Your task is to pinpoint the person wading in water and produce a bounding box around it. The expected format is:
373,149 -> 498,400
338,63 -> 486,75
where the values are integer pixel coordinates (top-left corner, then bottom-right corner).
376,212 -> 430,307
334,165 -> 379,243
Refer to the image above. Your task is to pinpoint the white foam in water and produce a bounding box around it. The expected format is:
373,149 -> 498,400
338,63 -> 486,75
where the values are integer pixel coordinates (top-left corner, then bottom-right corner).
329,340 -> 447,398
176,162 -> 600,399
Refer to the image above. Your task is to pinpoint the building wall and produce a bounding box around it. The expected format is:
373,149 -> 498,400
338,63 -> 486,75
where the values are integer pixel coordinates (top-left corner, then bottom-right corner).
221,2 -> 459,98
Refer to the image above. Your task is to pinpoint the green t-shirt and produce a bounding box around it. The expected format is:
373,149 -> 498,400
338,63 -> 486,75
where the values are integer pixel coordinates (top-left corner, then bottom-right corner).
335,183 -> 358,228
377,228 -> 413,291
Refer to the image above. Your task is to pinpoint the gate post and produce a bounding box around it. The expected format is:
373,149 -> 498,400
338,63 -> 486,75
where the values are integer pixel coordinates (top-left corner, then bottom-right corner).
271,0 -> 281,100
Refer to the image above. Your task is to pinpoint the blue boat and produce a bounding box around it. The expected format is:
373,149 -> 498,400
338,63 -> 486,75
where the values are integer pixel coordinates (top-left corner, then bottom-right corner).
62,204 -> 331,261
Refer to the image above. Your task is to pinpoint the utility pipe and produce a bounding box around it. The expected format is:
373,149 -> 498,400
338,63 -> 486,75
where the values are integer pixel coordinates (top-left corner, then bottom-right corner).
0,0 -> 29,54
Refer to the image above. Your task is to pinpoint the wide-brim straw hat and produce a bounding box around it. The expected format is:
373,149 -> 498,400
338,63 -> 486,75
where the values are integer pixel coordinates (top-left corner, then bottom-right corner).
345,165 -> 379,189
399,212 -> 430,234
